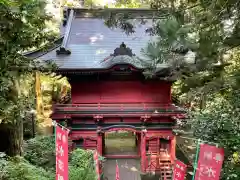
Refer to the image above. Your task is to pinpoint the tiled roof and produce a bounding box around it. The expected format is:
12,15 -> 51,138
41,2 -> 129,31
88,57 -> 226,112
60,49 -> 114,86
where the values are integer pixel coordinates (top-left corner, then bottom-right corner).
25,8 -> 196,73
36,8 -> 159,70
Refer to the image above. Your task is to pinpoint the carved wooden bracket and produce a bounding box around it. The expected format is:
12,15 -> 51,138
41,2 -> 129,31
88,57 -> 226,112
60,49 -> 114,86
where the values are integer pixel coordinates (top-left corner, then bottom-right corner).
97,127 -> 102,134
141,115 -> 151,122
141,128 -> 147,136
93,115 -> 103,122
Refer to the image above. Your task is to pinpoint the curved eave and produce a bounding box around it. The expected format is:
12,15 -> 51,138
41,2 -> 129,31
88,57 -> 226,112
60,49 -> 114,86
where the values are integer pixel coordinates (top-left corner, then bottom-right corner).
57,62 -> 144,73
23,36 -> 64,60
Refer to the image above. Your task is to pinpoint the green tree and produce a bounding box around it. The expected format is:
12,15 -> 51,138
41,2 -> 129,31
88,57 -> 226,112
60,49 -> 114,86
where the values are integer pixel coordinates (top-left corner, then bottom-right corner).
191,90 -> 240,179
0,0 -> 57,156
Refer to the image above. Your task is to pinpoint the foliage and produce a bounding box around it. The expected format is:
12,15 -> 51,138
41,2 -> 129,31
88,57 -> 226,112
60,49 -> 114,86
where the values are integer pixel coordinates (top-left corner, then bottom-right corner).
69,149 -> 97,180
106,0 -> 141,8
23,135 -> 99,180
0,152 -> 54,180
23,135 -> 55,170
190,90 -> 240,179
0,0 -> 58,156
62,0 -> 143,8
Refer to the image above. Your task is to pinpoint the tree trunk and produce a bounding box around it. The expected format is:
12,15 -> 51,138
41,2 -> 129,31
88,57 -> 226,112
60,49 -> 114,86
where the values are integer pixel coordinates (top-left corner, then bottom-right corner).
6,118 -> 23,156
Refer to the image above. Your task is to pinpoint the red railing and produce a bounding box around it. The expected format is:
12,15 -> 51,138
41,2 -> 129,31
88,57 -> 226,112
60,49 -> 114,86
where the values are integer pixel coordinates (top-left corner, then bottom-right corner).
53,103 -> 184,112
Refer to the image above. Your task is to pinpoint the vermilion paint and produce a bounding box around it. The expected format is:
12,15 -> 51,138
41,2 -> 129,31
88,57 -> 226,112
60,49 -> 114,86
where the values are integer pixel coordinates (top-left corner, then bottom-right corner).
71,81 -> 171,104
56,126 -> 69,180
173,160 -> 187,180
115,160 -> 120,180
194,144 -> 224,180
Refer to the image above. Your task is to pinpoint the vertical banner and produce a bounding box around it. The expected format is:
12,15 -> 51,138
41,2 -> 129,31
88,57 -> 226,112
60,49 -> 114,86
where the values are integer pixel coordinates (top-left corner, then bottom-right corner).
93,151 -> 100,180
194,144 -> 224,180
115,160 -> 120,180
173,160 -> 187,180
56,125 -> 69,180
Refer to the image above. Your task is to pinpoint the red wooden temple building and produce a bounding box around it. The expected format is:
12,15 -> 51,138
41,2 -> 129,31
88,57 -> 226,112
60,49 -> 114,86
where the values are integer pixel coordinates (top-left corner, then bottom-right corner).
26,8 -> 187,179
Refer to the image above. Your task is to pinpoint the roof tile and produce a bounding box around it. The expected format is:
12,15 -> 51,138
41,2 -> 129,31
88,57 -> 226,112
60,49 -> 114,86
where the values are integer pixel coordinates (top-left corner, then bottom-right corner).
39,16 -> 157,69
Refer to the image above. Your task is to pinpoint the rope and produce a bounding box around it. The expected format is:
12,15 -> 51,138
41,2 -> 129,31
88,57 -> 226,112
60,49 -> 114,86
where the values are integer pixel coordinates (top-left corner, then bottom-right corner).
178,136 -> 219,146
52,120 -> 71,133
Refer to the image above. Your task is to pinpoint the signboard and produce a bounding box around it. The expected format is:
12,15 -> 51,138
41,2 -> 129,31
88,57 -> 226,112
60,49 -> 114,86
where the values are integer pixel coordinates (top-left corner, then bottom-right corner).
173,160 -> 187,180
194,144 -> 224,180
56,125 -> 69,180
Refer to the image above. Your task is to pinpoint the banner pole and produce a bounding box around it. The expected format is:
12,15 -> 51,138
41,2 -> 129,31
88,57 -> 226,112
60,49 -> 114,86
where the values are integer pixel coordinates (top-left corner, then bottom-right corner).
191,139 -> 201,180
54,121 -> 57,178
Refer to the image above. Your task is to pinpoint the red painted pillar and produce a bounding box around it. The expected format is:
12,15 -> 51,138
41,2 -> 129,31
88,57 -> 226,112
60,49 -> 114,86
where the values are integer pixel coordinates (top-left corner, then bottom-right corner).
141,130 -> 146,172
97,132 -> 103,156
170,136 -> 176,164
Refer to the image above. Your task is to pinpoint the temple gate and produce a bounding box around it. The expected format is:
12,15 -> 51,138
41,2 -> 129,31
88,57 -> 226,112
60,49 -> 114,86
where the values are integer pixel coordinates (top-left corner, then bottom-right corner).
25,8 -> 187,180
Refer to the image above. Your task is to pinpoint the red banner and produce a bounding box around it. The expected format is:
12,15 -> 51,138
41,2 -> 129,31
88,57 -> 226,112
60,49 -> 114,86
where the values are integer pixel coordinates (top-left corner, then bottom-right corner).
93,151 -> 100,180
116,160 -> 120,180
56,125 -> 69,180
194,144 -> 224,180
173,160 -> 187,180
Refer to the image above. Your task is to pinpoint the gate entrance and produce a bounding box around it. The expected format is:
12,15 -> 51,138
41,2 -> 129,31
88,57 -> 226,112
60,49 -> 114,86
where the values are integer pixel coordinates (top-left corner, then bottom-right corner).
102,127 -> 142,180
103,128 -> 141,158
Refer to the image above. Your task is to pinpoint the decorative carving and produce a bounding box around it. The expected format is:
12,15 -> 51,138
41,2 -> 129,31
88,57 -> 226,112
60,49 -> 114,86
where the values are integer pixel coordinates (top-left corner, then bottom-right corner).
101,125 -> 138,132
141,130 -> 147,137
111,42 -> 135,57
105,127 -> 137,133
141,115 -> 151,123
93,115 -> 103,123
141,128 -> 147,136
56,47 -> 71,55
97,127 -> 102,134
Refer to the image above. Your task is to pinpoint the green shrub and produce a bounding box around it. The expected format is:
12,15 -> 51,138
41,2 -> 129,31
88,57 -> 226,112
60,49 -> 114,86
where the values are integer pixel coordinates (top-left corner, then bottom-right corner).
23,135 -> 55,170
0,153 -> 54,180
69,149 -> 97,180
23,135 -> 100,180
